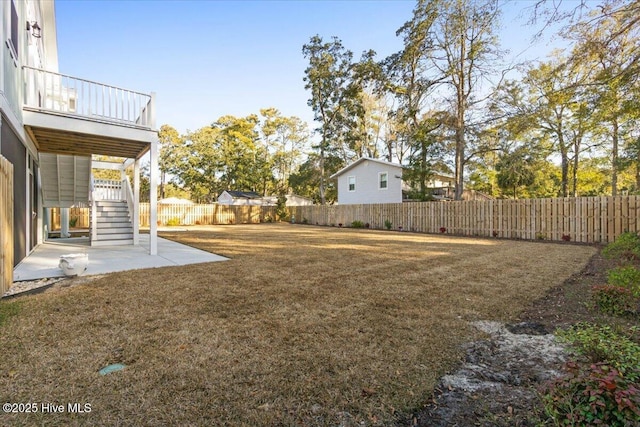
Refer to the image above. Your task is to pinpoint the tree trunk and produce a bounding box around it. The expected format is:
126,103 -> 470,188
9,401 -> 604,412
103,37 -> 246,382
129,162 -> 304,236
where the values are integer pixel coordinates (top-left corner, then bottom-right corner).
559,132 -> 568,197
612,118 -> 619,196
319,142 -> 326,205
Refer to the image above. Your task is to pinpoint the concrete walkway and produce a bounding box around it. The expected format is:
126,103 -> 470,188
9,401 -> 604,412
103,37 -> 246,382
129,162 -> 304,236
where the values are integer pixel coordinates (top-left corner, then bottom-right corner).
13,235 -> 228,281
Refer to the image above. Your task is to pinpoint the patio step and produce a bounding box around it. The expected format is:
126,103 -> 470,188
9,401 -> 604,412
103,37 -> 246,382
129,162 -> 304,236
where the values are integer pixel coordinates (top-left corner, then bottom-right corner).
90,200 -> 134,246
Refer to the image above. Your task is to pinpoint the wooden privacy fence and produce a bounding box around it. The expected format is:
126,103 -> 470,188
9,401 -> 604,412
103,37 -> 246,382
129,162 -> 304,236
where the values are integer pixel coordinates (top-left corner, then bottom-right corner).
1,155 -> 14,294
50,204 -> 276,229
287,197 -> 640,244
49,196 -> 640,243
138,204 -> 276,226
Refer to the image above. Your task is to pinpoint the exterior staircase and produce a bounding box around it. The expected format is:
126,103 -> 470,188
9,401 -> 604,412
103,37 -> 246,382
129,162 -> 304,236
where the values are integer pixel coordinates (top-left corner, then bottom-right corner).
90,200 -> 134,246
39,153 -> 91,208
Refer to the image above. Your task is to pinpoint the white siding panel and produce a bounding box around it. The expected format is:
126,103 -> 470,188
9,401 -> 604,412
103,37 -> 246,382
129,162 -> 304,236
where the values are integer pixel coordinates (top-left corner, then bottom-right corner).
337,160 -> 402,204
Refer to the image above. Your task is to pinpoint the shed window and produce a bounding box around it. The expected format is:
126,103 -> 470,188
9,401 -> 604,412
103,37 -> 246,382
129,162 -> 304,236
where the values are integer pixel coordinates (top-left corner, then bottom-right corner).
379,172 -> 388,189
348,176 -> 356,192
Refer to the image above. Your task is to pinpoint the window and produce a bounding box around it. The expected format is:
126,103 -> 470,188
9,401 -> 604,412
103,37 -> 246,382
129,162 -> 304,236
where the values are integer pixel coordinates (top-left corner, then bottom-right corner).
348,176 -> 356,192
379,172 -> 388,189
9,0 -> 19,59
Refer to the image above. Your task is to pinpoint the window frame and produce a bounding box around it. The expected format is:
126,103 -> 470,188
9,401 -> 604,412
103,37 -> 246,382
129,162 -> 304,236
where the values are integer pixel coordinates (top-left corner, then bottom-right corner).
348,176 -> 356,192
8,0 -> 19,61
379,171 -> 388,190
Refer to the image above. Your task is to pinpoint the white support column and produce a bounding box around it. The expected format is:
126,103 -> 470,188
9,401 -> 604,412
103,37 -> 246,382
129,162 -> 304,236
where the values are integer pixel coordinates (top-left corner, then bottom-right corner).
149,139 -> 159,255
60,208 -> 70,238
133,159 -> 140,245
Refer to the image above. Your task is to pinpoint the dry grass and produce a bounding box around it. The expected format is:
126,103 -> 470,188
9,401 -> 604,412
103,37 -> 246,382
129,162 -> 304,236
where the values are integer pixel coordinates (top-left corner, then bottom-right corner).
0,224 -> 595,426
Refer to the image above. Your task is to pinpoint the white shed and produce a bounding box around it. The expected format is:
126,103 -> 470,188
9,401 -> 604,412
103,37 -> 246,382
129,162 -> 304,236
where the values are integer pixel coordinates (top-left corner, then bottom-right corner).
330,157 -> 403,205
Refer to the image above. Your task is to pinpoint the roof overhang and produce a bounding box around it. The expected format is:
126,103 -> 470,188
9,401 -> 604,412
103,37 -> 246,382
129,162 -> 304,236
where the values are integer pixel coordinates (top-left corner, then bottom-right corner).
23,110 -> 156,159
330,157 -> 404,179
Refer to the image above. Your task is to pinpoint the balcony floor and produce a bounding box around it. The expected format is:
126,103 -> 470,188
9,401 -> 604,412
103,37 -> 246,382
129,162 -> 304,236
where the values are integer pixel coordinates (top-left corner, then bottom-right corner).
12,235 -> 227,282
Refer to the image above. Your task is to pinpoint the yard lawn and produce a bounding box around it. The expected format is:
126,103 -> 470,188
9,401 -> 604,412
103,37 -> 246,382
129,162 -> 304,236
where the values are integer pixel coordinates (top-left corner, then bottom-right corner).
0,224 -> 596,426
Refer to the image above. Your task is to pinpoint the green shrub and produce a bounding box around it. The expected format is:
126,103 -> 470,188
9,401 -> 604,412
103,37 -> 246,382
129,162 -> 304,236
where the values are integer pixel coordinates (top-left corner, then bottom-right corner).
275,195 -> 288,222
542,361 -> 640,426
556,322 -> 640,381
384,219 -> 392,230
592,285 -> 638,316
351,220 -> 365,228
608,266 -> 640,297
602,231 -> 640,260
166,217 -> 181,226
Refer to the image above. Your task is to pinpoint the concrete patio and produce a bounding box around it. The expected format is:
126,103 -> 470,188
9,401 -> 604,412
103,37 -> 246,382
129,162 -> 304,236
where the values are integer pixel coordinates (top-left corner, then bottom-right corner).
13,235 -> 228,282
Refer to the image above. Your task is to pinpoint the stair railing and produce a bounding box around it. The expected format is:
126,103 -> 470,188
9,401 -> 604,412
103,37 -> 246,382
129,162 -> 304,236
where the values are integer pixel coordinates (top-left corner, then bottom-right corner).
92,179 -> 123,200
123,177 -> 134,222
90,176 -> 98,243
122,177 -> 138,245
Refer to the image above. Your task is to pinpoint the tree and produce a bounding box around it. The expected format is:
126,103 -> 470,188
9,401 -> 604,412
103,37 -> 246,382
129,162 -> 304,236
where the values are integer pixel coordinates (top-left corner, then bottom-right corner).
383,0 -> 445,185
259,108 -> 309,194
211,114 -> 266,194
158,124 -> 183,200
568,6 -> 640,195
519,58 -> 587,197
495,148 -> 536,198
432,0 -> 504,200
288,153 -> 342,204
302,35 -> 357,204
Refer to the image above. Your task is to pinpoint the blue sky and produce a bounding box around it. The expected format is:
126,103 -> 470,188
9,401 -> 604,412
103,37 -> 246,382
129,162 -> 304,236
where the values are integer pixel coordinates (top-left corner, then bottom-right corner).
54,0 -> 570,136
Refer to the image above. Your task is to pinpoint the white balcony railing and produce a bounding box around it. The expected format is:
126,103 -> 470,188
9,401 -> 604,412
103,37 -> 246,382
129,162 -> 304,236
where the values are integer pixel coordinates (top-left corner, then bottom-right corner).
91,179 -> 124,201
23,66 -> 154,129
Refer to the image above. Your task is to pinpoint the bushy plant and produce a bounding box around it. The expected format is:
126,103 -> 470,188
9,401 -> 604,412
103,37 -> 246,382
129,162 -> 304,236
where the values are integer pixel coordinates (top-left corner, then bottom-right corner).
302,217 -> 309,225
351,220 -> 365,228
542,361 -> 640,426
166,217 -> 181,226
608,266 -> 640,297
556,323 -> 640,381
602,231 -> 640,261
562,234 -> 571,242
439,227 -> 447,233
592,285 -> 638,316
275,194 -> 288,222
384,219 -> 392,230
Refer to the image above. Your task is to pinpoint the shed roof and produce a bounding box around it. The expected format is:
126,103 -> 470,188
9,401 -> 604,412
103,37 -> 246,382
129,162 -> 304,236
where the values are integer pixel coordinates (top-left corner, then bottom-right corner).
330,157 -> 403,179
222,190 -> 263,199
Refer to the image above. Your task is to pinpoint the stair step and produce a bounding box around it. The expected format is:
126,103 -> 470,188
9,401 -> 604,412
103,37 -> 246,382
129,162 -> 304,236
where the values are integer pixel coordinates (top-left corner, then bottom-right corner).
96,200 -> 127,206
96,206 -> 129,212
93,211 -> 130,218
97,221 -> 133,230
96,227 -> 133,234
94,233 -> 134,240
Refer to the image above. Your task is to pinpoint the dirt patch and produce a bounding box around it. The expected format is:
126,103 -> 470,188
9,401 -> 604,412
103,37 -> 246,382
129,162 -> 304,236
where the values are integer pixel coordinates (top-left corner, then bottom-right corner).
409,320 -> 566,426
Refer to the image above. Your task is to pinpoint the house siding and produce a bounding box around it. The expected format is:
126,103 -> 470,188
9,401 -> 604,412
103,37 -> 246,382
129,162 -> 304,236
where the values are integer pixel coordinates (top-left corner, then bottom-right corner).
1,117 -> 26,266
336,159 -> 402,204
